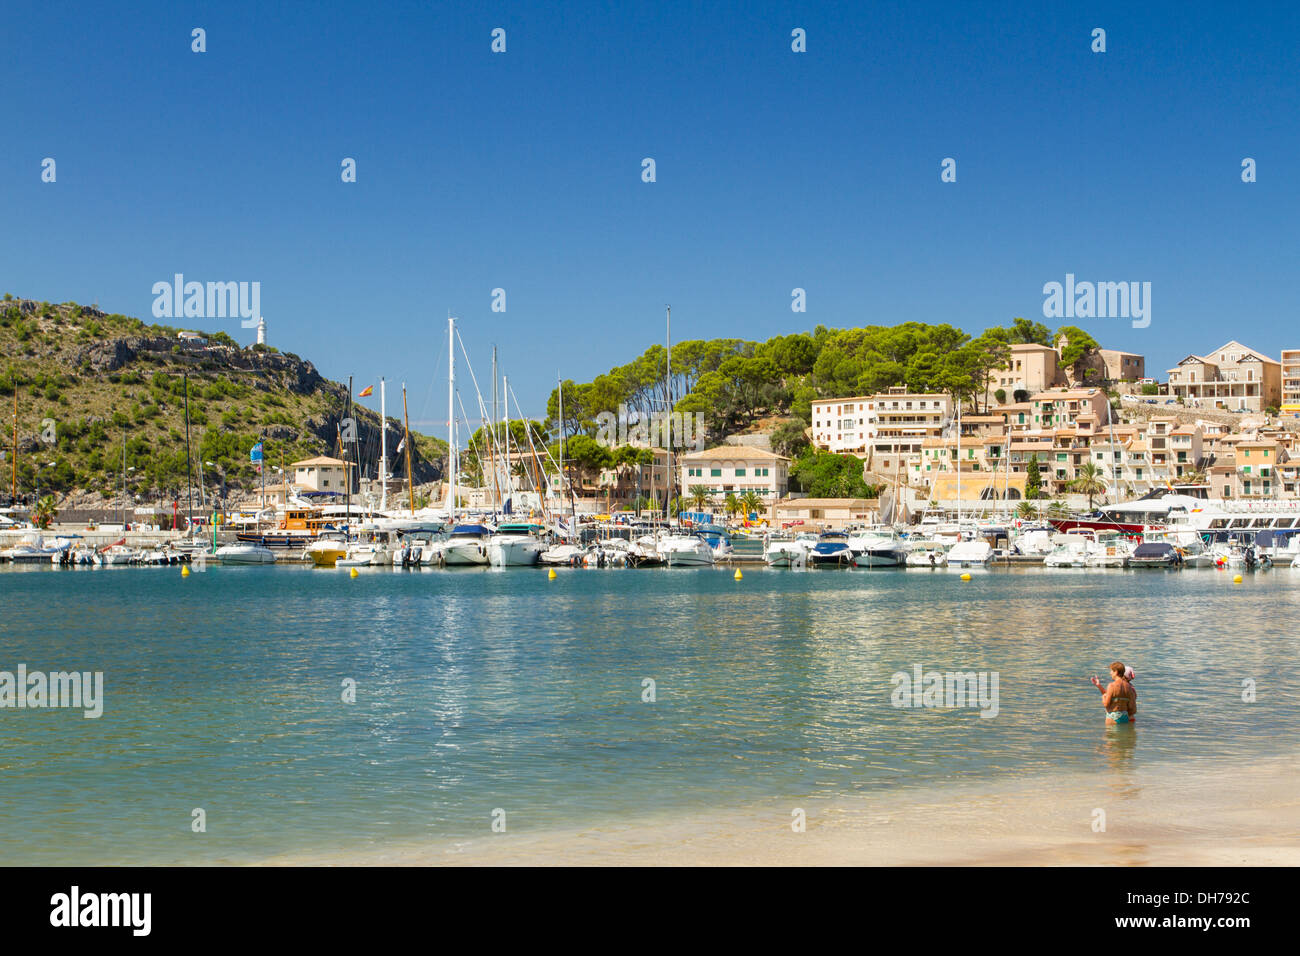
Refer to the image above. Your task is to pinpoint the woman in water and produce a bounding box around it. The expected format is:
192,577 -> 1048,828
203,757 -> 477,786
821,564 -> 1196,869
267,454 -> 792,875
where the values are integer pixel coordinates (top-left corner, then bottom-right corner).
1090,661 -> 1137,723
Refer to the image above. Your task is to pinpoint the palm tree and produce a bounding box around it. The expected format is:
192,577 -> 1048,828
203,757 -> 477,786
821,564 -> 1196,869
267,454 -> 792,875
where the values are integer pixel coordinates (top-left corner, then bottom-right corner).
1015,500 -> 1039,520
1069,461 -> 1108,510
723,492 -> 740,520
1045,499 -> 1068,518
33,494 -> 57,529
688,484 -> 712,513
739,489 -> 763,520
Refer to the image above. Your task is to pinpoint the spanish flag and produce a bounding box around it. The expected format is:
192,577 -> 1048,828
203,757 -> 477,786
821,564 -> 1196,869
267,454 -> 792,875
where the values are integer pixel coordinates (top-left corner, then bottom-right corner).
358,385 -> 373,397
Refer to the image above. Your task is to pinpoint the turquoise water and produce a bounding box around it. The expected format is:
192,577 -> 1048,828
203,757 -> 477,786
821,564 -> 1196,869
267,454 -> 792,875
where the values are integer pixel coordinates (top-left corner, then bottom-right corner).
2,562 -> 1298,864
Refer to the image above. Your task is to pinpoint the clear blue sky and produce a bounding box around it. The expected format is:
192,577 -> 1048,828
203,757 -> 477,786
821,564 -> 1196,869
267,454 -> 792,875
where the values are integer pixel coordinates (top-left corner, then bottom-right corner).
3,0 -> 1298,438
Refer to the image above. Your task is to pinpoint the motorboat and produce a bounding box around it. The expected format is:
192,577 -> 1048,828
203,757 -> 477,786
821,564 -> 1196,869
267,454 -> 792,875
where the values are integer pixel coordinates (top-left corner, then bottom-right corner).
808,531 -> 854,567
488,522 -> 547,567
539,541 -> 586,567
1128,541 -> 1183,568
658,532 -> 716,567
904,540 -> 949,568
305,533 -> 349,568
764,532 -> 815,568
947,536 -> 993,567
1085,529 -> 1132,568
435,524 -> 493,566
1011,524 -> 1056,557
693,522 -> 734,559
1043,532 -> 1093,568
4,534 -> 65,564
848,526 -> 910,567
215,542 -> 277,564
96,544 -> 139,566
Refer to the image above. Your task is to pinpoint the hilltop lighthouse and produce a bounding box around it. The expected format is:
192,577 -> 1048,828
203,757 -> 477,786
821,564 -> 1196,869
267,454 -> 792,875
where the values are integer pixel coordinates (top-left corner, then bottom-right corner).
256,315 -> 267,346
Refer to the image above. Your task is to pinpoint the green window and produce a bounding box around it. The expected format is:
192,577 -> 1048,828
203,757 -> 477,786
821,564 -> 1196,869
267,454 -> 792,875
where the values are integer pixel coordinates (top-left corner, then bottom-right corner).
735,468 -> 745,477
710,468 -> 721,477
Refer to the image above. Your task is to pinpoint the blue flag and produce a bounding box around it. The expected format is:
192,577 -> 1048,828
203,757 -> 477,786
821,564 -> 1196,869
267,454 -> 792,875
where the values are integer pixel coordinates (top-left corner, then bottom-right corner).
250,441 -> 264,463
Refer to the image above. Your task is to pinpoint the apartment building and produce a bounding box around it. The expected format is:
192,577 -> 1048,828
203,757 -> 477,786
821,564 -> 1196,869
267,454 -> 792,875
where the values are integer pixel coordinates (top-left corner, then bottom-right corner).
869,390 -> 953,474
810,389 -> 952,467
1028,388 -> 1112,431
679,445 -> 790,502
1281,348 -> 1300,415
1166,341 -> 1281,412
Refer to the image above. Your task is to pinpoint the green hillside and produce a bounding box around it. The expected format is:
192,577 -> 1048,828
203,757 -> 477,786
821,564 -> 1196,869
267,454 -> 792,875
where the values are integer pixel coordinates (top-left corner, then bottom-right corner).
1,296 -> 446,506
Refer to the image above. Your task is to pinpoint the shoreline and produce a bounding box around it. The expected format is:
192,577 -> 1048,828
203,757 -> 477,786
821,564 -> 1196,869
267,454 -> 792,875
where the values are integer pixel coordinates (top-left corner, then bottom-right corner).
256,750 -> 1300,867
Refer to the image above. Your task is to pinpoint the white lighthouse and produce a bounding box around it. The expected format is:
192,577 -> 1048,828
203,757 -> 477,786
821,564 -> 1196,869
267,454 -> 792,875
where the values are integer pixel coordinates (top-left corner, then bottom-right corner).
256,315 -> 267,346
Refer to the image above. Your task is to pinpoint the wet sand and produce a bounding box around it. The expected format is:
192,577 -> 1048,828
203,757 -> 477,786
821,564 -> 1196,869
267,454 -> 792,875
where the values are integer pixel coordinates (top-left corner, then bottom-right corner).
260,750 -> 1300,866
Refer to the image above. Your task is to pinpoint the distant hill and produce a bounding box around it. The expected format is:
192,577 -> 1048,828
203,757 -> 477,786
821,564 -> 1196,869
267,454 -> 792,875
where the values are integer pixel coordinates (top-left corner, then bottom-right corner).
1,296 -> 446,507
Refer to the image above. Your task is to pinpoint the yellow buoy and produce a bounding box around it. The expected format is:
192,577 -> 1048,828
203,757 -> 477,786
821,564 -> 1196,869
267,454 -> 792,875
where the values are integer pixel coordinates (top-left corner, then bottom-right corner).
350,567 -> 359,578
548,568 -> 557,580
734,568 -> 743,580
1233,574 -> 1243,584
960,573 -> 972,581
181,565 -> 190,577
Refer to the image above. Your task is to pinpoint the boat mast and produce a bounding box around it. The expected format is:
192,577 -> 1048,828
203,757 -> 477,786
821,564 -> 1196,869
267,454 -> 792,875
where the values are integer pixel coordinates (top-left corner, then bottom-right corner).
503,373 -> 511,506
956,400 -> 962,528
448,315 -> 457,525
666,305 -> 673,520
402,383 -> 415,515
11,376 -> 18,503
345,375 -> 353,532
380,377 -> 388,513
184,369 -> 193,530
491,346 -> 499,513
121,430 -> 127,528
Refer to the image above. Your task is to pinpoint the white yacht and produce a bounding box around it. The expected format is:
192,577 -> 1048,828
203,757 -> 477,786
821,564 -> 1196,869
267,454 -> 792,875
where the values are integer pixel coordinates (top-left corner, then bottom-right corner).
488,522 -> 547,567
658,532 -> 716,567
539,540 -> 586,566
215,542 -> 277,564
848,526 -> 911,567
904,540 -> 949,567
764,532 -> 815,568
1043,532 -> 1093,568
435,523 -> 493,566
946,536 -> 993,567
1085,529 -> 1133,568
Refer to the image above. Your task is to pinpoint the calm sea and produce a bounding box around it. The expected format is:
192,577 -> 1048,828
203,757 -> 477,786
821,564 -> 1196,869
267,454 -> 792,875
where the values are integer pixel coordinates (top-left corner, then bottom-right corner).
2,561 -> 1298,864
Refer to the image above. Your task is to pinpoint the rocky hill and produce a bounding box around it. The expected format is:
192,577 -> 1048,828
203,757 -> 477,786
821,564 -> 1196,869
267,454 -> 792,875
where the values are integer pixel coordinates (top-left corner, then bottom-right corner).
1,296 -> 446,507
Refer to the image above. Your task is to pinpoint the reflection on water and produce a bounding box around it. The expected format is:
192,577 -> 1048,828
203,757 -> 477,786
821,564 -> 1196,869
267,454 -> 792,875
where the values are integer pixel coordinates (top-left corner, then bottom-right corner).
1,563 -> 1297,863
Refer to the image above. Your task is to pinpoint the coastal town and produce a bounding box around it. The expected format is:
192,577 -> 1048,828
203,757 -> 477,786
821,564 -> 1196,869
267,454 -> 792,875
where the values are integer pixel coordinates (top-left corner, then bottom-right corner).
4,308 -> 1299,571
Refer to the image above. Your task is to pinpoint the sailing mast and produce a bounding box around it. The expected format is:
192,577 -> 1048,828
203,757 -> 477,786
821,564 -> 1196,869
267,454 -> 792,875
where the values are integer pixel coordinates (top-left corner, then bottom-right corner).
448,316 -> 457,525
402,384 -> 415,515
503,373 -> 511,510
380,377 -> 388,513
121,431 -> 127,528
490,347 -> 499,513
345,375 -> 353,533
666,305 -> 673,519
11,377 -> 18,503
955,399 -> 962,529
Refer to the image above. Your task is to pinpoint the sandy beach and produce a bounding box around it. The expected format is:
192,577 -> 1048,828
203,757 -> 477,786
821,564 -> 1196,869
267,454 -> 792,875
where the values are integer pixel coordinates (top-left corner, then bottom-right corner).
259,750 -> 1300,867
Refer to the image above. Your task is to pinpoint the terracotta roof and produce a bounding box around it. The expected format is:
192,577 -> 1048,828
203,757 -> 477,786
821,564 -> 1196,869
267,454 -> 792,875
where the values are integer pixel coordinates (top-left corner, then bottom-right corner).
291,456 -> 346,467
680,445 -> 790,462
